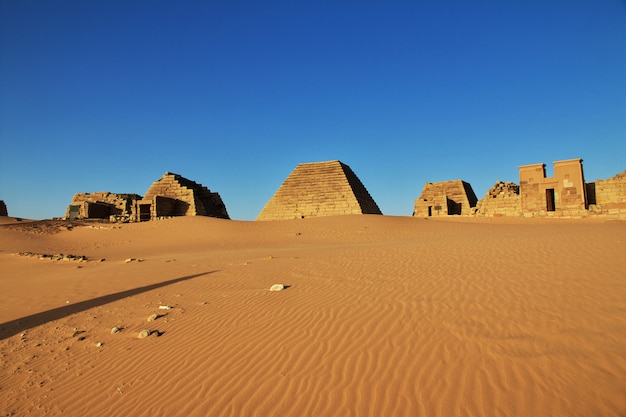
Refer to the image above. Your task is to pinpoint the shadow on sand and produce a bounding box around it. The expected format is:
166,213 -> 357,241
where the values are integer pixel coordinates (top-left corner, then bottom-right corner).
0,271 -> 216,341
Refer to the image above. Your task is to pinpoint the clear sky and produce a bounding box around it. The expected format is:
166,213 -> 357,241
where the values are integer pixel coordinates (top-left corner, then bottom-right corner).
1,1 -> 625,220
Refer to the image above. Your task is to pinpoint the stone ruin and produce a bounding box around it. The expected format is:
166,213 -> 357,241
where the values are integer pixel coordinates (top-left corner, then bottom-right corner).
257,160 -> 382,220
473,159 -> 626,218
586,170 -> 626,217
65,192 -> 141,221
519,158 -> 587,217
136,172 -> 229,221
475,181 -> 521,217
59,159 -> 626,222
413,180 -> 478,217
0,200 -> 7,217
413,160 -> 598,218
65,172 -> 229,222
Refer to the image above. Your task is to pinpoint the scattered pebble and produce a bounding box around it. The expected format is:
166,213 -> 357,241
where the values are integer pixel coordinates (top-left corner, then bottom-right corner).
158,305 -> 172,310
124,258 -> 135,263
147,313 -> 158,322
111,327 -> 121,334
269,284 -> 285,292
96,342 -> 103,347
138,329 -> 151,339
17,252 -> 88,262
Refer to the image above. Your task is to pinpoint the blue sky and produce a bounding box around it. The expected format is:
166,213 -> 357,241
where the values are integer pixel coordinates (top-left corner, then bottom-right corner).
1,0 -> 625,220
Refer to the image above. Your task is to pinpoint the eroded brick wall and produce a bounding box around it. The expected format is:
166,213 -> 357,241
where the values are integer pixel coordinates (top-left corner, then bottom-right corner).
588,171 -> 626,218
65,192 -> 141,219
476,181 -> 521,217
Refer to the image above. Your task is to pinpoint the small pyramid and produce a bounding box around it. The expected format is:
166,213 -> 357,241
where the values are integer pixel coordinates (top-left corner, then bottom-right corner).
413,179 -> 477,216
257,160 -> 382,220
141,172 -> 229,220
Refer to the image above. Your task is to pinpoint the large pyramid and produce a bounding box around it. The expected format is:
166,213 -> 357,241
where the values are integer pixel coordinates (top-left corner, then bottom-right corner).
257,160 -> 382,220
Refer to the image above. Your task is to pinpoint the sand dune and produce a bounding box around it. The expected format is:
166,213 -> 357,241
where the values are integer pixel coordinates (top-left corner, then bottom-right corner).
1,215 -> 625,416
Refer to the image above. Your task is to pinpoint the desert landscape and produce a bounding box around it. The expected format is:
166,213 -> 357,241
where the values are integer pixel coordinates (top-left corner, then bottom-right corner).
0,214 -> 624,416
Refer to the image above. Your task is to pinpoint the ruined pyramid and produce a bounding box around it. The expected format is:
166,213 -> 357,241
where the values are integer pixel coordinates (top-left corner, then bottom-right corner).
257,160 -> 382,220
140,172 -> 229,220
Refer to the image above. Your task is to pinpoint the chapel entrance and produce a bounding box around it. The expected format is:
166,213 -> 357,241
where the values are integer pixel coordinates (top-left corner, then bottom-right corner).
546,189 -> 556,212
139,204 -> 151,221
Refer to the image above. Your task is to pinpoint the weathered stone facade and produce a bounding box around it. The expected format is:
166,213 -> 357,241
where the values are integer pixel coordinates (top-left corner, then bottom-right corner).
474,160 -> 626,218
0,200 -> 7,216
257,160 -> 382,220
65,192 -> 141,220
586,170 -> 626,218
519,159 -> 587,217
413,180 -> 477,217
136,172 -> 229,221
475,181 -> 522,217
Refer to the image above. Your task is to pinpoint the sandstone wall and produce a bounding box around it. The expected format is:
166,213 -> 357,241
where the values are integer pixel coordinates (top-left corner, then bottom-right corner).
0,200 -> 7,216
475,181 -> 522,217
587,170 -> 626,218
257,160 -> 382,220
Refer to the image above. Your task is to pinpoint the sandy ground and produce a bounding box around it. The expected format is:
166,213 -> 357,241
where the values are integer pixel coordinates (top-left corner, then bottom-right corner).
0,215 -> 624,417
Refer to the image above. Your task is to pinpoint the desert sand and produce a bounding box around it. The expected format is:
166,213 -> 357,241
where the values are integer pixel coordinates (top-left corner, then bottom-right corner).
0,215 -> 625,416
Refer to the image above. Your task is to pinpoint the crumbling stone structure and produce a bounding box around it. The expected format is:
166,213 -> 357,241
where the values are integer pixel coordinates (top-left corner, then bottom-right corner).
586,170 -> 626,218
519,158 -> 587,217
0,200 -> 7,216
257,160 -> 382,220
65,192 -> 141,220
475,181 -> 522,217
413,180 -> 477,217
474,161 -> 625,218
136,172 -> 229,221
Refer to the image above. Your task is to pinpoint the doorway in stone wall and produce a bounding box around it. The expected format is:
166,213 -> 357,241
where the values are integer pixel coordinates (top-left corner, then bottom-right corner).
427,206 -> 432,216
546,189 -> 556,212
139,204 -> 151,221
68,205 -> 80,220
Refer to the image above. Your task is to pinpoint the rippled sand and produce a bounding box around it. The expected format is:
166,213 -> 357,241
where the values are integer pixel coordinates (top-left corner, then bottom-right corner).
1,215 -> 625,416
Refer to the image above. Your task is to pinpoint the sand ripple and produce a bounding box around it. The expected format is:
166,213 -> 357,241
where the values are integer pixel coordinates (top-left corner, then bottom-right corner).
1,216 -> 624,416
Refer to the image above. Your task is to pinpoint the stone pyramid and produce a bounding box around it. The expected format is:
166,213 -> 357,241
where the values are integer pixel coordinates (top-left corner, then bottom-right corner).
257,160 -> 382,220
413,179 -> 477,216
141,172 -> 229,220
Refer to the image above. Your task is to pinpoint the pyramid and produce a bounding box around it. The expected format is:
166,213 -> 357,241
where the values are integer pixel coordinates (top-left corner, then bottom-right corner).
257,160 -> 382,220
139,172 -> 229,220
413,179 -> 477,216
